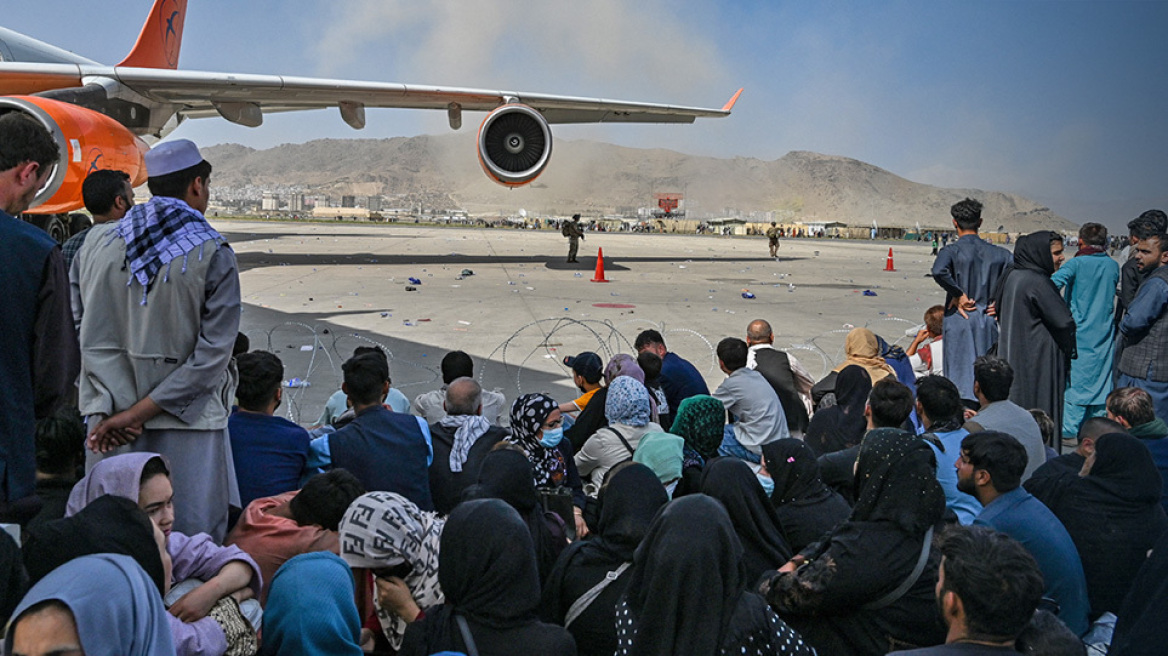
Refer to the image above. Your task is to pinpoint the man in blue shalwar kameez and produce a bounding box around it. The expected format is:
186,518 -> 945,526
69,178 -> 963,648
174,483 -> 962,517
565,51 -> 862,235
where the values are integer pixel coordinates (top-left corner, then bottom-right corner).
931,198 -> 1013,403
1051,223 -> 1120,439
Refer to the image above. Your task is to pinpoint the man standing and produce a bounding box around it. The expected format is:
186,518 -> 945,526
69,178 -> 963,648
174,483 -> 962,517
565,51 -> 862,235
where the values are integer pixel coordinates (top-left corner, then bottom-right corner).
1117,231 -> 1168,422
956,432 -> 1090,637
931,198 -> 1012,401
61,169 -> 133,270
711,338 -> 787,466
0,113 -> 78,516
74,139 -> 240,542
563,213 -> 584,263
634,329 -> 709,412
744,319 -> 811,436
766,221 -> 780,258
962,357 -> 1046,482
1050,223 -> 1119,439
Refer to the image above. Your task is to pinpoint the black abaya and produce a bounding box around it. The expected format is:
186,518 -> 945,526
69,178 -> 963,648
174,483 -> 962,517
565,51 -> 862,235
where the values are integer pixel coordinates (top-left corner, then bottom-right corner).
804,365 -> 871,455
400,498 -> 576,656
995,231 -> 1077,436
762,439 -> 853,553
700,458 -> 792,585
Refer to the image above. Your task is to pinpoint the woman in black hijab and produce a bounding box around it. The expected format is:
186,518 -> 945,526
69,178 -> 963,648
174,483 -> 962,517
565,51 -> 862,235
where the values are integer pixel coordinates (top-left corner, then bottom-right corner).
1109,529 -> 1168,656
542,463 -> 668,656
466,447 -> 568,585
993,230 -> 1077,434
615,494 -> 814,656
699,458 -> 792,586
804,365 -> 871,456
761,439 -> 852,554
400,498 -> 576,656
1025,432 -> 1168,620
22,494 -> 167,594
763,429 -> 947,656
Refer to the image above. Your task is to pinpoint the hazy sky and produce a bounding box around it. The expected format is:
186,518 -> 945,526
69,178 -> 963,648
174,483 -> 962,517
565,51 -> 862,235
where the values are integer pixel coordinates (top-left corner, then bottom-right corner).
6,1 -> 1166,229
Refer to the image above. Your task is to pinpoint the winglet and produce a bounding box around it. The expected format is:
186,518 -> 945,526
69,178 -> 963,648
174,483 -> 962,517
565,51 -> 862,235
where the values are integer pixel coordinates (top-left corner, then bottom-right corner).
117,0 -> 188,69
722,88 -> 744,113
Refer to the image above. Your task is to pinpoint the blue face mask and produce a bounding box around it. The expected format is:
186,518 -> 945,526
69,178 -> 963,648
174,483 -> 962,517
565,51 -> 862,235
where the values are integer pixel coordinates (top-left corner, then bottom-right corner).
756,473 -> 775,497
539,426 -> 564,449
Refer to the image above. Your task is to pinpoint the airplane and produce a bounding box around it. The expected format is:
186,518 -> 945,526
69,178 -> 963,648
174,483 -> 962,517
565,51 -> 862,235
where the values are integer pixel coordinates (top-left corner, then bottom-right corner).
0,0 -> 741,240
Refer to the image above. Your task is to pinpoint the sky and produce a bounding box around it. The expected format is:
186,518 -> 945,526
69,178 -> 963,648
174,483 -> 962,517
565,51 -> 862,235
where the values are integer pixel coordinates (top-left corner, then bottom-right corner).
5,0 -> 1166,229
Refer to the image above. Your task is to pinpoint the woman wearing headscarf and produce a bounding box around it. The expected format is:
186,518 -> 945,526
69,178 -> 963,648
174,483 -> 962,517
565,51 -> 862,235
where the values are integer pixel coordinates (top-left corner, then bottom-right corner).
804,365 -> 872,456
811,328 -> 895,408
400,499 -> 577,656
1025,432 -> 1168,620
259,552 -> 362,656
669,394 -> 726,496
467,448 -> 568,585
615,494 -> 815,656
338,491 -> 445,653
993,230 -> 1077,436
576,377 -> 663,492
763,429 -> 947,656
507,393 -> 588,536
5,554 -> 176,656
761,439 -> 852,554
632,431 -> 685,496
1109,529 -> 1168,656
700,458 -> 793,586
65,453 -> 262,656
542,464 -> 669,656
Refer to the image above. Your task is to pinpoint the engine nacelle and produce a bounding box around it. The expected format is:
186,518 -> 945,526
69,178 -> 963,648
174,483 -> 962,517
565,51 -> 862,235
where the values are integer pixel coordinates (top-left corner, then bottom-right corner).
477,104 -> 552,187
0,96 -> 149,214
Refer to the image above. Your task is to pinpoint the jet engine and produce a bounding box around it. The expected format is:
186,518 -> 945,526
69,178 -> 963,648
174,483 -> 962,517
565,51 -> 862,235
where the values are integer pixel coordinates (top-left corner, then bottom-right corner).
477,104 -> 552,187
0,96 -> 148,216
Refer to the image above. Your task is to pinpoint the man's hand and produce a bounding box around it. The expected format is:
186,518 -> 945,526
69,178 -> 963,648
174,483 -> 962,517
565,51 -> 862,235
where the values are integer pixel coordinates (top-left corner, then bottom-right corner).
87,397 -> 164,453
375,576 -> 421,622
986,301 -> 997,318
574,510 -> 590,539
169,583 -> 221,622
950,294 -> 977,319
963,407 -> 978,422
777,555 -> 806,574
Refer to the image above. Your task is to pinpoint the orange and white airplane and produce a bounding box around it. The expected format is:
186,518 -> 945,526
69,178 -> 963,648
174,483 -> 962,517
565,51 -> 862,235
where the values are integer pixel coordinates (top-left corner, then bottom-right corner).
0,0 -> 740,238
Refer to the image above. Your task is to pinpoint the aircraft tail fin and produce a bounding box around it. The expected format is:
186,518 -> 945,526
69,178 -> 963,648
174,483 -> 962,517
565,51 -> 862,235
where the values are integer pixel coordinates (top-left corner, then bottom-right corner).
116,0 -> 188,69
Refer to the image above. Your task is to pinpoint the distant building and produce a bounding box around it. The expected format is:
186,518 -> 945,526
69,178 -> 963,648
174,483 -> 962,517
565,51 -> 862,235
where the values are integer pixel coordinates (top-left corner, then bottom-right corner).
288,194 -> 304,212
341,195 -> 356,208
261,192 -> 279,211
366,196 -> 383,212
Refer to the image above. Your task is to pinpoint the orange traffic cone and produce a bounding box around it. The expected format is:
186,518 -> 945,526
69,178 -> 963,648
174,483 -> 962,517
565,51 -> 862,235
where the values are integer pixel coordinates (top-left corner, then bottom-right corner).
884,247 -> 896,272
591,248 -> 609,282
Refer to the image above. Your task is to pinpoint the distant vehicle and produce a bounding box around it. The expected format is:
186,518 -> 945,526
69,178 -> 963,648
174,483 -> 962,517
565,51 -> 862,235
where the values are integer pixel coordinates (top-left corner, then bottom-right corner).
0,0 -> 740,240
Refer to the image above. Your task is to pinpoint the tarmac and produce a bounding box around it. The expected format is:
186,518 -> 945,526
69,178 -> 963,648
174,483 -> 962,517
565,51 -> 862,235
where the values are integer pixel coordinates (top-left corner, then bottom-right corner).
218,219 -> 952,426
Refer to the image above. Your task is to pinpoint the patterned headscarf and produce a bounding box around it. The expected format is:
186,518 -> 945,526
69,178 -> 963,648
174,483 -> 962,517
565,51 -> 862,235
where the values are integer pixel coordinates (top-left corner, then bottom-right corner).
671,395 -> 726,460
507,393 -> 567,488
116,196 -> 223,305
605,376 -> 651,427
338,492 -> 445,650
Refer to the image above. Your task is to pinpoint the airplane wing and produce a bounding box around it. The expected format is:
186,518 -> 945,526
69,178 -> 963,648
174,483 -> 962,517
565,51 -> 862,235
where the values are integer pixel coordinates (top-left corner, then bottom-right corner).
103,66 -> 741,126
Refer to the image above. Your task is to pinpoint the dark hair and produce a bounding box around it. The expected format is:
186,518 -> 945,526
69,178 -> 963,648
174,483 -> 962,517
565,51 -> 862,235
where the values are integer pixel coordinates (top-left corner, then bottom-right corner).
235,351 -> 283,411
924,305 -> 944,336
637,350 -> 663,383
343,352 -> 389,406
440,351 -> 474,385
1078,223 -> 1107,247
233,332 -> 250,357
353,346 -> 391,383
35,407 -> 84,477
139,456 -> 170,485
0,112 -> 59,172
1015,609 -> 1087,656
290,469 -> 365,531
81,169 -> 131,216
960,431 -> 1028,492
950,198 -> 984,231
915,375 -> 962,425
1137,233 -> 1168,255
634,329 -> 665,351
939,525 -> 1044,642
1106,387 -> 1156,426
1029,409 -> 1055,447
1130,209 -> 1167,236
716,337 -> 748,372
973,356 -> 1013,402
146,159 -> 211,199
868,378 -> 914,428
1077,416 -> 1125,444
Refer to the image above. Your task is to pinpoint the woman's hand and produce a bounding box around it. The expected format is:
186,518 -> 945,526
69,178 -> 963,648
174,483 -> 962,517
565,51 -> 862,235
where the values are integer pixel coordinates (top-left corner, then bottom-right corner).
375,576 -> 421,622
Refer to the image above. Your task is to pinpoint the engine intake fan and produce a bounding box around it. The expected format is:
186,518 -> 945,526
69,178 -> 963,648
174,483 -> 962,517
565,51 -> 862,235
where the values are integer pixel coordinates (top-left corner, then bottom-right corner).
477,104 -> 552,187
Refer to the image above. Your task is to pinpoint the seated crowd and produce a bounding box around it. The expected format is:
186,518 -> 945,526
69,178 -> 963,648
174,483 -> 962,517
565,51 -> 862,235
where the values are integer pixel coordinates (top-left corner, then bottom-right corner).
5,316 -> 1168,656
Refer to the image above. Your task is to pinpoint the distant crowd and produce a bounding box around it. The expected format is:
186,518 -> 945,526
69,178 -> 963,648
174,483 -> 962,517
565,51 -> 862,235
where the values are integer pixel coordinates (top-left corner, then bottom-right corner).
2,113 -> 1168,656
